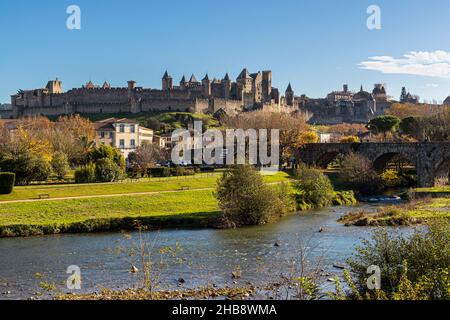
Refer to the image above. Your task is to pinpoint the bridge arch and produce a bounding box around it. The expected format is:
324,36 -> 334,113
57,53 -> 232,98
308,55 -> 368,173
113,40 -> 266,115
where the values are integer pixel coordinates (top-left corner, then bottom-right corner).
316,151 -> 344,168
372,152 -> 417,172
434,156 -> 450,185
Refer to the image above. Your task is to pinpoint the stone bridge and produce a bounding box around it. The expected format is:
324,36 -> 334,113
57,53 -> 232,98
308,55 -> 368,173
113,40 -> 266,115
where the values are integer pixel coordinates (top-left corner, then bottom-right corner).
295,143 -> 450,187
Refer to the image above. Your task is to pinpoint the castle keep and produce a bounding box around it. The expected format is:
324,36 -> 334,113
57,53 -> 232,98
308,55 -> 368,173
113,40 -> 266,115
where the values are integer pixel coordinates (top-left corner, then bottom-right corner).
10,69 -> 297,118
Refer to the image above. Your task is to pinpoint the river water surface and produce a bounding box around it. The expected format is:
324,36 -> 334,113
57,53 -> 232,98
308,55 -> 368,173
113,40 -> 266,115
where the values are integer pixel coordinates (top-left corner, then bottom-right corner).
0,204 -> 407,300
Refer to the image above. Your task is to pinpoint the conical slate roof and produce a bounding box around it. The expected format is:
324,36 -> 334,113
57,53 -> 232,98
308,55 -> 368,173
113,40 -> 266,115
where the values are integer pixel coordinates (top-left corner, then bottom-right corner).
86,80 -> 95,89
189,74 -> 198,83
286,83 -> 293,92
444,96 -> 450,105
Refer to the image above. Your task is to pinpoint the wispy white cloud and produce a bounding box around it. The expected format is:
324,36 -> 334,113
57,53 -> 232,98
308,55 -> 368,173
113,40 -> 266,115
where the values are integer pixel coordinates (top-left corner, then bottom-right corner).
426,83 -> 439,88
359,50 -> 450,78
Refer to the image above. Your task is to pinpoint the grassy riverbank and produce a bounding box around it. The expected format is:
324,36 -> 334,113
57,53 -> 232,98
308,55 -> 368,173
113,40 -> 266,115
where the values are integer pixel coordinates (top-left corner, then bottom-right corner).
0,171 -> 360,238
413,185 -> 450,198
0,172 -> 292,237
0,190 -> 221,237
339,197 -> 450,226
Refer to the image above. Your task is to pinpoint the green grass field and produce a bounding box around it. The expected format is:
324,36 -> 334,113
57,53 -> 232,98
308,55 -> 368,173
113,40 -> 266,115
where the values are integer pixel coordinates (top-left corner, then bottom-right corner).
0,190 -> 219,227
0,171 -> 291,237
414,185 -> 450,194
408,198 -> 450,218
0,172 -> 290,202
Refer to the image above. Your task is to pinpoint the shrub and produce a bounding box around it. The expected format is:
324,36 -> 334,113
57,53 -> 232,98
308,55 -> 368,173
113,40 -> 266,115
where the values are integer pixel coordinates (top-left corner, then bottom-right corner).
338,153 -> 383,195
193,166 -> 201,174
381,169 -> 404,188
171,167 -> 185,176
183,168 -> 196,176
340,136 -> 360,143
95,158 -> 124,182
31,157 -> 53,182
216,165 -> 287,228
74,164 -> 96,184
347,220 -> 450,299
150,167 -> 171,177
0,172 -> 15,194
293,166 -> 335,208
332,191 -> 357,206
51,152 -> 70,180
277,182 -> 297,213
146,118 -> 163,131
300,131 -> 320,144
89,144 -> 125,169
0,151 -> 52,185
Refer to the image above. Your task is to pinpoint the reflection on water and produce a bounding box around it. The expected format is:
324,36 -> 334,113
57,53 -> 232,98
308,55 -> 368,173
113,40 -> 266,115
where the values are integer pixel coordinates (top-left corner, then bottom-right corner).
0,204 -> 405,300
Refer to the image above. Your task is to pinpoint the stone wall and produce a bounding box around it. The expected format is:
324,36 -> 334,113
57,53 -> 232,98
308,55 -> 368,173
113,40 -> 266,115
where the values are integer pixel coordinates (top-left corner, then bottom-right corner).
209,98 -> 243,115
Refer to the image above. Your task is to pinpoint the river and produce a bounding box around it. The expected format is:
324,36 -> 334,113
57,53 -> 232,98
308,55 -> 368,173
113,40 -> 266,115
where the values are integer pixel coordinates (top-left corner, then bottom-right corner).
0,203 -> 408,300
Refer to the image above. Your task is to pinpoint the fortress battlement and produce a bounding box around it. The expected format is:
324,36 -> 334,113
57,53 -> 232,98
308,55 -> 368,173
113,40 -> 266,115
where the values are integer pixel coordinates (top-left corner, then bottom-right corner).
10,69 -> 296,118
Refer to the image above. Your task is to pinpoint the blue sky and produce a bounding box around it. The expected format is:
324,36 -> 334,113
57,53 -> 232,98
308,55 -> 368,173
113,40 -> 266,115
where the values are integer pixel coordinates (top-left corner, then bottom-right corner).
1,0 -> 450,103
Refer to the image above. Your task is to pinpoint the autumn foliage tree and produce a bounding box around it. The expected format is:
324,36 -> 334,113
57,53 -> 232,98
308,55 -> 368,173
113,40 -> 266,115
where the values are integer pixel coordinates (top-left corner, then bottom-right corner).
128,143 -> 163,176
220,111 -> 313,165
0,115 -> 97,184
386,103 -> 445,119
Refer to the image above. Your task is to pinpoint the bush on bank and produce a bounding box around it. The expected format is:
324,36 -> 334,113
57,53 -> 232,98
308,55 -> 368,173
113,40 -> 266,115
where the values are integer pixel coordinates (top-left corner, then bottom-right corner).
292,165 -> 357,210
216,165 -> 290,228
337,153 -> 384,195
74,164 -> 96,184
95,158 -> 124,183
0,172 -> 15,194
335,220 -> 450,300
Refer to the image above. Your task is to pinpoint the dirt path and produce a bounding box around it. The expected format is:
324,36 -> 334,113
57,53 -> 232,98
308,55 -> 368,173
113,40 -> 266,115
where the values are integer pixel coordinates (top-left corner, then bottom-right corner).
0,187 -> 215,204
0,182 -> 285,204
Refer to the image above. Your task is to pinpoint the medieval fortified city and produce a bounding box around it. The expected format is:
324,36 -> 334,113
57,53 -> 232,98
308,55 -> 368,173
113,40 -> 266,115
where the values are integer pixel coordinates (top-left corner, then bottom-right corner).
6,69 -> 413,123
0,1 -> 449,309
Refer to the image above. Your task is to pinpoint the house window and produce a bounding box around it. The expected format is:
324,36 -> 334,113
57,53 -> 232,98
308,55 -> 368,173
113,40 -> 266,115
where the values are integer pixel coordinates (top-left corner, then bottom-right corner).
130,139 -> 136,147
119,139 -> 125,148
119,124 -> 125,133
130,125 -> 135,133
100,131 -> 105,138
109,132 -> 114,139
